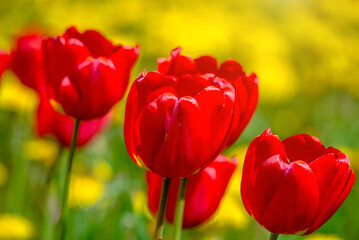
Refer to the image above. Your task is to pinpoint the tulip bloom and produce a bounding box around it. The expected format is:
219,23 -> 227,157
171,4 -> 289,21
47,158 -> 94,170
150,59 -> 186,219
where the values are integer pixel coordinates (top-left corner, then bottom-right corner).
158,48 -> 258,147
147,155 -> 237,228
125,69 -> 235,177
11,33 -> 45,90
0,51 -> 11,78
36,93 -> 111,147
42,26 -> 139,120
241,128 -> 355,235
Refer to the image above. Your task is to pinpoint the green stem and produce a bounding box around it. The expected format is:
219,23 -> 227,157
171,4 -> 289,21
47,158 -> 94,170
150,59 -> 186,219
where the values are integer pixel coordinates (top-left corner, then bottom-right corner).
41,145 -> 64,240
172,177 -> 189,240
58,119 -> 80,240
154,177 -> 172,240
269,233 -> 279,240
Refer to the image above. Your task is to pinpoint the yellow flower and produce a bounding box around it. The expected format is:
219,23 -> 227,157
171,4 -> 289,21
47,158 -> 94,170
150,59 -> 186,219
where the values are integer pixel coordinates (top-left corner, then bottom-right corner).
303,233 -> 343,240
0,76 -> 38,113
202,194 -> 248,230
68,175 -> 103,208
0,214 -> 35,239
132,191 -> 153,220
92,160 -> 113,182
0,163 -> 9,187
23,139 -> 59,168
158,8 -> 231,55
336,146 -> 359,172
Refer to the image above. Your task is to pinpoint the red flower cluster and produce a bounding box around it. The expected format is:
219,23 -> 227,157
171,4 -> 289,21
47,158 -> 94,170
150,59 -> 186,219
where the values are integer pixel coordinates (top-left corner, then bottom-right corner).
125,48 -> 257,178
147,154 -> 237,228
241,128 -> 355,235
1,25 -> 355,239
9,27 -> 139,147
42,26 -> 139,120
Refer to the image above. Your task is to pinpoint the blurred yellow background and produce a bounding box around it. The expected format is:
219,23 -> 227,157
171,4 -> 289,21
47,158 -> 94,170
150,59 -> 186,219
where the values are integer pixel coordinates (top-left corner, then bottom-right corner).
0,0 -> 358,239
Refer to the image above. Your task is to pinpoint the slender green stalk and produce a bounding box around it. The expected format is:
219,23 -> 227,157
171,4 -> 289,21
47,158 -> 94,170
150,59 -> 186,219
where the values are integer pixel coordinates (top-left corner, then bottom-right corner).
172,177 -> 189,240
269,233 -> 279,240
41,145 -> 64,240
154,177 -> 172,240
58,119 -> 80,240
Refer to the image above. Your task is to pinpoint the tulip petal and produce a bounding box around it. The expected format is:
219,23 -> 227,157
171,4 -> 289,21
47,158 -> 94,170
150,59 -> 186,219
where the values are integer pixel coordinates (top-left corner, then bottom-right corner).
304,152 -> 354,234
111,44 -> 140,69
217,60 -> 244,81
166,55 -> 197,77
241,129 -> 287,215
151,85 -> 234,177
64,27 -> 116,58
157,47 -> 182,74
42,36 -> 90,98
147,155 -> 237,228
254,159 -> 319,234
146,171 -> 164,215
11,34 -> 45,90
125,72 -> 175,168
62,57 -> 119,120
282,134 -> 326,164
176,74 -> 212,98
181,155 -> 237,228
37,96 -> 58,138
110,45 -> 140,98
226,73 -> 259,146
158,47 -> 197,77
136,93 -> 177,169
194,56 -> 218,74
305,169 -> 355,235
0,51 -> 11,78
36,93 -> 110,147
58,76 -> 80,111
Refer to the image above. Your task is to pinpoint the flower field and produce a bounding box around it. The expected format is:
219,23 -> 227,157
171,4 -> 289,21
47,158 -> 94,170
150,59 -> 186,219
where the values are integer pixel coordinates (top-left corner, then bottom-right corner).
0,0 -> 358,239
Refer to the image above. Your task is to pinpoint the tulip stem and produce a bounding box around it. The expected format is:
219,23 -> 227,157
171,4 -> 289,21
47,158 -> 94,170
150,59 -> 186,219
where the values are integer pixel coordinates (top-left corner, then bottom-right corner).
269,233 -> 279,240
154,177 -> 172,240
172,177 -> 189,240
58,119 -> 80,240
41,145 -> 64,240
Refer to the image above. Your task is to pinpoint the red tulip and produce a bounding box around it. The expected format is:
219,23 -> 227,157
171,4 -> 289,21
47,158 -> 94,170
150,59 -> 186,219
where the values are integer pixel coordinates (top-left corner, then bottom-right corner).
36,92 -> 111,147
0,50 -> 11,79
11,33 -> 45,90
124,65 -> 235,178
158,48 -> 258,147
42,26 -> 139,120
241,128 -> 355,235
147,155 -> 237,228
